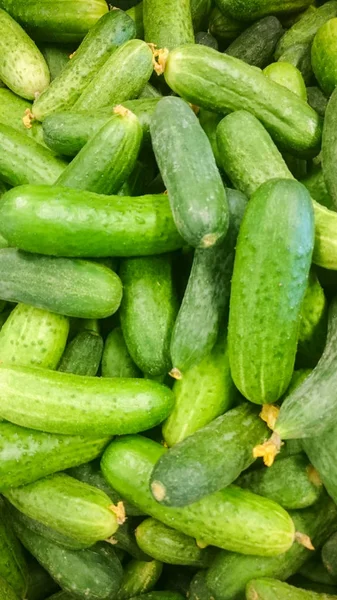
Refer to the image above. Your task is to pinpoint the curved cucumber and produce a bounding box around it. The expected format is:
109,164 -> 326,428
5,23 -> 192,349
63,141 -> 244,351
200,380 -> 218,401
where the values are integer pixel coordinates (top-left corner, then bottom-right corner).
225,16 -> 283,68
101,435 -> 296,557
143,0 -> 194,50
215,0 -> 313,20
0,303 -> 69,369
102,327 -> 141,378
0,89 -> 44,145
0,249 -> 122,319
297,269 -> 328,368
312,18 -> 337,96
263,62 -> 307,100
246,578 -> 334,600
40,44 -> 71,81
0,186 -> 183,257
0,578 -> 19,600
117,560 -> 163,600
150,96 -> 228,249
58,330 -> 103,376
0,498 -> 28,599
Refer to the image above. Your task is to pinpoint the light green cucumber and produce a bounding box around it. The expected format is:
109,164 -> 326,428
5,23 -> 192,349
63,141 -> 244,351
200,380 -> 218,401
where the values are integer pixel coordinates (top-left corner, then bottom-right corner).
0,577 -> 19,600
101,327 -> 141,378
0,498 -> 28,598
225,16 -> 283,68
126,3 -> 144,38
40,44 -> 71,81
143,0 -> 194,50
117,560 -> 163,600
264,61 -> 307,99
301,167 -> 334,210
0,89 -> 44,145
312,18 -> 337,96
58,330 -> 103,376
297,269 -> 328,367
246,578 -> 337,600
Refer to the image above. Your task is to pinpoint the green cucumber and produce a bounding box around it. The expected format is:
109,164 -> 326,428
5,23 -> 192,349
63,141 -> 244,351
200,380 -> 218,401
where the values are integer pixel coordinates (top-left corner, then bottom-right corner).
323,533 -> 337,579
26,557 -> 59,600
170,188 -> 247,377
198,109 -> 222,167
0,9 -> 49,100
189,571 -> 213,600
126,3 -> 144,38
208,7 -> 244,43
0,89 -> 44,145
58,330 -> 103,376
206,492 -> 337,600
322,87 -> 337,210
138,83 -> 162,99
263,62 -> 307,99
0,498 -> 28,598
0,0 -> 109,44
163,337 -> 237,447
302,420 -> 337,505
33,10 -> 135,121
0,303 -> 69,369
4,473 -> 119,546
195,32 -> 219,50
101,327 -> 141,378
161,566 -> 193,597
301,167 -> 334,210
150,97 -> 229,248
278,42 -> 313,85
56,109 -> 142,194
246,578 -> 337,600
0,421 -> 110,491
101,435 -> 296,557
127,594 -> 184,600
40,44 -> 71,82
297,269 -> 328,367
312,18 -> 337,96
228,178 -> 314,405
143,0 -> 194,50
307,87 -> 328,117
0,577 -> 19,600
0,186 -> 183,257
135,518 -> 216,567
164,44 -> 321,156
299,558 -> 337,586
117,560 -> 163,600
107,520 -> 150,561
214,0 -> 313,20
191,0 -> 213,31
225,17 -> 283,68
0,249 -> 122,319
120,255 -> 179,376
73,40 -> 153,112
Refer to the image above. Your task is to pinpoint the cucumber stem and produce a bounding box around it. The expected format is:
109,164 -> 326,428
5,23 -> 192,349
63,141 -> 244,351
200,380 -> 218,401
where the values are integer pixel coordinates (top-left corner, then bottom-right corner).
295,531 -> 315,550
151,480 -> 166,502
109,501 -> 126,525
260,404 -> 280,430
169,367 -> 182,380
22,108 -> 34,129
149,44 -> 169,76
253,432 -> 282,467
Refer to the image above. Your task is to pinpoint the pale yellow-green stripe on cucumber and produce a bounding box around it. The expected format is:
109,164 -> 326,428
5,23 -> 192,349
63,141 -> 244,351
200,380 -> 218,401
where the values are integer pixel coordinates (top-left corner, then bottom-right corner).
116,559 -> 163,600
0,498 -> 28,599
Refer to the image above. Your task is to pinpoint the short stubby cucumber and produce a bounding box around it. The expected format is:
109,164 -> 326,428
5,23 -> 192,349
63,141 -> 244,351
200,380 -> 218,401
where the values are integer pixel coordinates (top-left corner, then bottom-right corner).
214,0 -> 313,20
0,498 -> 28,598
58,330 -> 103,376
102,327 -> 141,378
312,18 -> 337,96
117,559 -> 163,600
0,186 -> 183,258
143,0 -> 194,50
150,97 -> 229,249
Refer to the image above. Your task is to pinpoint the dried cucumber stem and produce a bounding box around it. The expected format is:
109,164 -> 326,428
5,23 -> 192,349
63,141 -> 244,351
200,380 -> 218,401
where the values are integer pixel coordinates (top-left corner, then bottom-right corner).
151,480 -> 166,502
69,51 -> 76,59
307,465 -> 322,486
23,108 -> 34,129
260,404 -> 280,429
169,367 -> 182,380
295,531 -> 315,550
253,432 -> 282,467
110,501 -> 126,525
149,44 -> 170,76
113,104 -> 133,118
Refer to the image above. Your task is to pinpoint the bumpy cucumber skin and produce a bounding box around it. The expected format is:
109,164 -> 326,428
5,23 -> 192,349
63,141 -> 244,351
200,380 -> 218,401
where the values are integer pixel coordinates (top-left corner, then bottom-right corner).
215,0 -> 313,20
0,89 -> 44,145
74,40 -> 153,112
311,18 -> 337,96
152,403 -> 268,507
226,16 -> 283,68
0,249 -> 122,319
297,270 -> 328,367
0,498 -> 28,599
117,560 -> 163,600
0,577 -> 19,600
323,87 -> 337,211
164,45 -> 321,156
151,97 -> 229,249
0,186 -> 183,258
120,255 -> 179,376
303,420 -> 337,505
33,10 -> 135,121
263,62 -> 307,99
40,44 -> 71,81
101,435 -> 295,557
58,330 -> 103,376
228,179 -> 314,404
209,7 -> 244,43
102,327 -> 141,378
0,421 -> 110,491
143,0 -> 194,50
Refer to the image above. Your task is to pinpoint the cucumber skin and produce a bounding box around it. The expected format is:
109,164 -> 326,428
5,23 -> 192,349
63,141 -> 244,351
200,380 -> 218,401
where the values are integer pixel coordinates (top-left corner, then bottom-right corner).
297,269 -> 328,367
0,498 -> 28,599
302,421 -> 337,505
40,44 -> 71,82
0,9 -> 49,100
189,571 -> 214,600
26,557 -> 59,600
263,62 -> 307,100
278,42 -> 313,86
0,304 -> 69,370
0,421 -> 110,491
164,44 -> 321,156
228,179 -> 314,404
58,330 -> 103,376
151,403 -> 268,507
0,89 -> 44,145
0,186 -> 183,258
191,0 -> 213,31
225,16 -> 283,68
150,97 -> 229,249
215,0 -> 313,20
0,249 -> 123,319
117,560 -> 163,600
246,578 -> 333,600
74,40 -> 153,112
323,87 -> 337,210
143,0 -> 194,50
322,533 -> 337,579
312,18 -> 337,96
0,578 -> 19,600
209,7 -> 244,43
126,3 -> 144,38
101,435 -> 295,557
102,327 -> 141,378
307,87 -> 328,118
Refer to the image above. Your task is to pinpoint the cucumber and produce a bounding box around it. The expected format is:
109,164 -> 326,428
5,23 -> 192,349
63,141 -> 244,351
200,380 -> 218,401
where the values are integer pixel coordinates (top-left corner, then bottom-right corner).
150,97 -> 229,248
56,109 -> 142,195
214,0 -> 313,20
0,186 -> 183,258
161,566 -> 193,597
164,45 -> 321,156
40,44 -> 71,81
126,3 -> 144,38
0,9 -> 49,100
163,337 -> 237,447
0,0 -> 109,44
263,62 -> 307,99
302,420 -> 337,505
297,269 -> 328,367
307,86 -> 328,117
0,498 -> 28,598
151,403 -> 268,507
26,557 -> 59,600
135,518 -> 216,567
189,571 -> 214,600
0,249 -> 122,319
119,255 -> 179,376
228,178 -> 314,405
278,42 -> 313,85
170,188 -> 247,377
225,17 -> 283,68
107,520 -> 150,561
0,89 -> 44,145
101,435 -> 296,557
117,560 -> 163,600
208,7 -> 244,43
73,40 -> 153,112
312,18 -> 337,96
247,578 -> 337,600
323,533 -> 337,579
138,83 -> 162,99
0,124 -> 66,187
4,473 -> 119,546
0,303 -> 69,369
143,0 -> 194,50
198,109 -> 222,167
299,558 -> 337,586
128,594 -> 184,600
300,168 -> 333,209
206,492 -> 337,600
101,327 -> 141,378
0,421 -> 110,491
33,10 -> 136,121
58,330 -> 103,376
191,0 -> 213,31
322,87 -> 337,211
195,32 -> 219,50
0,578 -> 19,600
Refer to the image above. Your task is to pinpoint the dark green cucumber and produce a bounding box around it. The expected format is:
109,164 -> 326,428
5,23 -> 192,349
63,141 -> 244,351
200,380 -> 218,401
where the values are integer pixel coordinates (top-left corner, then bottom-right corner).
135,518 -> 216,567
0,89 -> 44,145
278,42 -> 313,85
214,0 -> 313,20
0,186 -> 183,257
322,87 -> 337,211
198,109 -> 222,167
0,249 -> 122,319
0,421 -> 110,491
119,255 -> 179,376
225,17 -> 283,68
169,188 -> 247,377
58,330 -> 103,376
161,566 -> 193,597
4,473 -> 119,546
323,533 -> 337,579
40,44 -> 71,81
302,419 -> 337,506
191,0 -> 213,31
117,560 -> 163,600
164,45 -> 321,156
74,40 -> 153,112
101,435 -> 296,556
189,571 -> 214,600
126,3 -> 144,38
307,87 -> 328,117
312,18 -> 337,96
206,492 -> 337,600
151,403 -> 268,507
263,62 -> 307,99
208,7 -> 244,43
228,178 -> 314,405
33,10 -> 135,121
0,577 -> 19,600
163,337 -> 237,446
26,557 -> 59,600
143,0 -> 194,50
299,557 -> 337,586
0,498 -> 28,598
101,327 -> 141,378
150,97 -> 229,248
297,269 -> 328,367
195,32 -> 219,50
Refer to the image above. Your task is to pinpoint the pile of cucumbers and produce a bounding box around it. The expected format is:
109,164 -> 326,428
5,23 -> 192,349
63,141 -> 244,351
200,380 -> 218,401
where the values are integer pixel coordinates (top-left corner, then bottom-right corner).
2,0 -> 337,599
